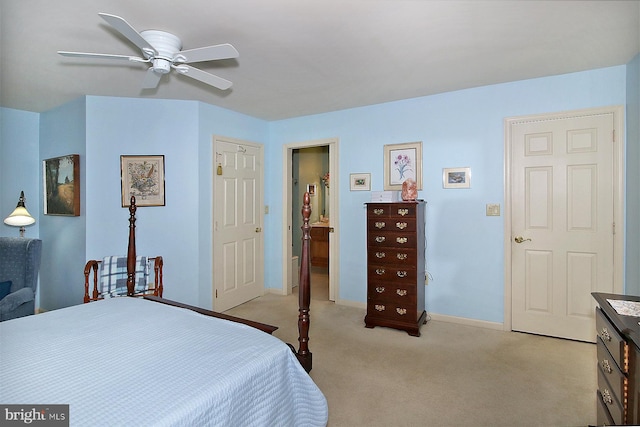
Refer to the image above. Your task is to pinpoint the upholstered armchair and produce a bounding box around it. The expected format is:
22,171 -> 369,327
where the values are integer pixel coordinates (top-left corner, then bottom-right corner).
0,237 -> 42,321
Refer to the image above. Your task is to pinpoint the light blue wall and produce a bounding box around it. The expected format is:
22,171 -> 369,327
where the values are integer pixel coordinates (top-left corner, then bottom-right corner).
0,108 -> 40,239
626,54 -> 640,295
0,64 -> 633,324
39,98 -> 87,310
268,65 -> 627,323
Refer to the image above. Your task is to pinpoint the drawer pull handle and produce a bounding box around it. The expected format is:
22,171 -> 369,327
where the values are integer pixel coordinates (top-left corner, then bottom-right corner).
397,208 -> 409,216
396,237 -> 408,244
602,388 -> 613,405
397,271 -> 408,278
396,222 -> 408,230
375,287 -> 385,293
375,252 -> 386,259
397,253 -> 408,260
375,304 -> 385,312
375,236 -> 386,243
374,208 -> 384,215
601,358 -> 612,374
600,327 -> 611,342
375,222 -> 386,229
375,269 -> 386,275
396,289 -> 407,296
396,308 -> 407,315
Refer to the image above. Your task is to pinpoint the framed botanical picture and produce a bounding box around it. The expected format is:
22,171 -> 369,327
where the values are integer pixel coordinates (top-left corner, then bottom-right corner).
443,167 -> 471,189
350,173 -> 371,191
120,155 -> 165,207
43,154 -> 80,216
383,142 -> 422,190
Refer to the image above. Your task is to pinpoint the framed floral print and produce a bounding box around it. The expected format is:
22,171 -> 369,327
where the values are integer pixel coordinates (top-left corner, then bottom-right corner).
120,155 -> 165,207
383,142 -> 422,190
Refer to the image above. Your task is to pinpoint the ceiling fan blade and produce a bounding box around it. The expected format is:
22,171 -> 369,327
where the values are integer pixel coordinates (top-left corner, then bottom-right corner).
141,68 -> 163,89
98,13 -> 157,56
175,43 -> 239,64
58,51 -> 146,62
173,65 -> 233,90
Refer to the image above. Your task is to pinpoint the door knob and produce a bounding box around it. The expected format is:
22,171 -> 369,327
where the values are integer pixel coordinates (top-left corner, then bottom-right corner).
514,236 -> 531,243
255,227 -> 262,233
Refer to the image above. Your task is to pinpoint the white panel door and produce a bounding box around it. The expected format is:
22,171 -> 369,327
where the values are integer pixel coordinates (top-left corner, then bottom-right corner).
213,137 -> 264,312
510,110 -> 618,342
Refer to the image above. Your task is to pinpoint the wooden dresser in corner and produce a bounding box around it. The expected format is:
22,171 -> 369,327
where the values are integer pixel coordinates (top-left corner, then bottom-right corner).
364,201 -> 427,336
592,292 -> 640,425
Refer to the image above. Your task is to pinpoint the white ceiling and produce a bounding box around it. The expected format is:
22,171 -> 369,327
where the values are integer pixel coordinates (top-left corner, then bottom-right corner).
1,0 -> 639,121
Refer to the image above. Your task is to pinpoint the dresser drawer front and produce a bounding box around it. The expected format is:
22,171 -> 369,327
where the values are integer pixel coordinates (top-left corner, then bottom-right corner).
597,338 -> 626,410
596,389 -> 616,426
368,248 -> 417,266
597,367 -> 624,424
368,265 -> 417,283
367,204 -> 417,219
368,282 -> 417,300
368,218 -> 417,233
596,307 -> 627,373
368,232 -> 418,248
366,301 -> 421,322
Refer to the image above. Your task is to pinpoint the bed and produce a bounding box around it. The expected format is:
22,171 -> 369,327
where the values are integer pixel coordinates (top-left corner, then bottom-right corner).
0,193 -> 327,426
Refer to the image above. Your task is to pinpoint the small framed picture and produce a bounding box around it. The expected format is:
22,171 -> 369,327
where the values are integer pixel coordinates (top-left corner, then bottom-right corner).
443,167 -> 471,189
350,173 -> 371,191
307,184 -> 316,196
120,155 -> 165,207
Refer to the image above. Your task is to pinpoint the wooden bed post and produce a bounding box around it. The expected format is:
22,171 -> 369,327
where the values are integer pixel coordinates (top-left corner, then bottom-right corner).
297,191 -> 313,372
126,196 -> 137,297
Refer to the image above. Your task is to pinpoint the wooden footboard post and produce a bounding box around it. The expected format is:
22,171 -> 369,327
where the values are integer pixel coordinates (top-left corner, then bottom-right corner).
297,192 -> 313,372
126,196 -> 137,297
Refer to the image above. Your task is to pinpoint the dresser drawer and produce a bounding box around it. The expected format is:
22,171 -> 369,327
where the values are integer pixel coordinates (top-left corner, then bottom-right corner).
368,232 -> 418,248
598,366 -> 624,424
368,282 -> 416,301
597,337 -> 626,413
366,300 -> 421,322
367,203 -> 417,219
368,248 -> 417,266
368,217 -> 417,233
368,265 -> 417,283
596,307 -> 627,373
597,389 -> 616,426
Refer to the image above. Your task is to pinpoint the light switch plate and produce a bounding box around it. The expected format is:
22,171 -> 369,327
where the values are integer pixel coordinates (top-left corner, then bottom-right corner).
486,204 -> 500,216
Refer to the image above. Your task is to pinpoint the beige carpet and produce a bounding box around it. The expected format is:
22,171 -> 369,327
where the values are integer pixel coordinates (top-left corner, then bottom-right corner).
225,268 -> 597,427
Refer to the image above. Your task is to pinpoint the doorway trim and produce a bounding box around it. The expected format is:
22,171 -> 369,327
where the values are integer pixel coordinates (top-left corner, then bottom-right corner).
282,137 -> 339,301
503,105 -> 625,332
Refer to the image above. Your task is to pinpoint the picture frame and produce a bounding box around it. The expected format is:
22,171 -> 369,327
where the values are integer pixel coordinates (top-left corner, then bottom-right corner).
350,173 -> 371,191
43,154 -> 80,216
383,142 -> 422,190
307,184 -> 317,196
443,167 -> 471,189
120,155 -> 166,207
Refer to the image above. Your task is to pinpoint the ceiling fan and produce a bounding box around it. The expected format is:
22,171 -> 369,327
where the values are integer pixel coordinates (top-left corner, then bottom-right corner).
58,13 -> 239,90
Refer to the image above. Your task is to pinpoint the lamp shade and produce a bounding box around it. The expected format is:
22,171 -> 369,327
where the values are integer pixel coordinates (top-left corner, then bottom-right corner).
4,191 -> 36,227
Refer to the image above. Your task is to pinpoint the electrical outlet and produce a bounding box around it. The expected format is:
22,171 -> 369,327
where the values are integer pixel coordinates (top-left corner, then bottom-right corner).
486,204 -> 500,216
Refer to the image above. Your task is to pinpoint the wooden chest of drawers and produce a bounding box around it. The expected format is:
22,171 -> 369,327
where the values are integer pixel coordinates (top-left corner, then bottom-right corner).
593,292 -> 640,426
364,201 -> 427,336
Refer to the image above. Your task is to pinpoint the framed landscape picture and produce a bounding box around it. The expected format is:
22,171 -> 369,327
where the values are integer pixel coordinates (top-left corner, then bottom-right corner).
43,154 -> 80,216
350,173 -> 371,191
443,167 -> 471,189
120,155 -> 165,207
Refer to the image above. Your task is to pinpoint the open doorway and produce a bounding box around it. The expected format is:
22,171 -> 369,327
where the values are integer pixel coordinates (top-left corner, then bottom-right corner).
282,138 -> 339,302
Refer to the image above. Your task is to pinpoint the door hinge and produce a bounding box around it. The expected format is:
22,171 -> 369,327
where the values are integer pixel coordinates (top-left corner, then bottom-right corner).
613,222 -> 616,235
215,289 -> 218,298
613,129 -> 615,143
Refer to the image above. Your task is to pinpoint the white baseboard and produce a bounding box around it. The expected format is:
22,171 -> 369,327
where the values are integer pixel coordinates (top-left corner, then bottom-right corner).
427,312 -> 504,331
